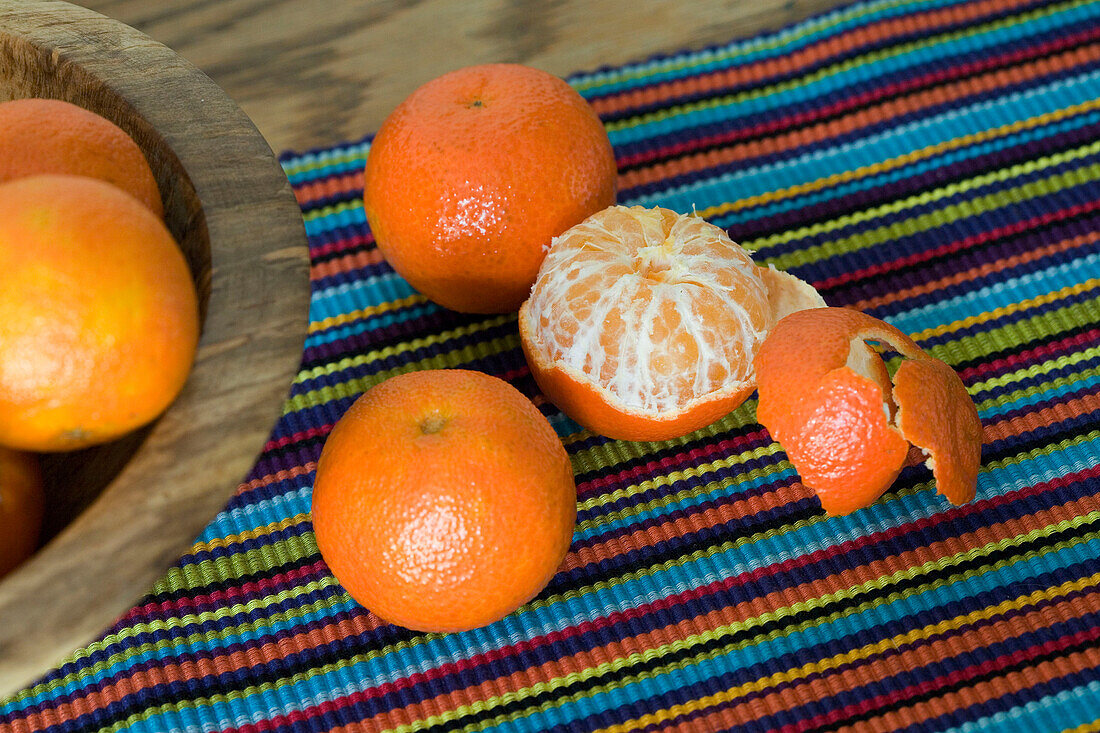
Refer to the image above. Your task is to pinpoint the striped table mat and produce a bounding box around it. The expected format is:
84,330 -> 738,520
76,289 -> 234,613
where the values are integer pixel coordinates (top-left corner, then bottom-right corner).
7,0 -> 1100,730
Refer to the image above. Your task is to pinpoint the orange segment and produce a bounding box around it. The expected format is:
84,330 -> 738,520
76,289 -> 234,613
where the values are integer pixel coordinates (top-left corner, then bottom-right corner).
894,358 -> 983,505
519,205 -> 824,442
753,307 -> 983,515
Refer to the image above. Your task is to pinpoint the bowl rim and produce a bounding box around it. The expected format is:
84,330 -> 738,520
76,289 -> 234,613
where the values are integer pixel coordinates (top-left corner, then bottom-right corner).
0,0 -> 310,697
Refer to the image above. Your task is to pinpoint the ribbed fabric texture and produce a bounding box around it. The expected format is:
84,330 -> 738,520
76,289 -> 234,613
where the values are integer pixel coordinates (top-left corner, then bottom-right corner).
5,0 -> 1100,730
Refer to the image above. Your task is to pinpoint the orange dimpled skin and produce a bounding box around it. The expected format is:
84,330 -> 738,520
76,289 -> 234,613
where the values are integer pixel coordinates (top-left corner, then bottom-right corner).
754,307 -> 983,515
781,367 -> 911,516
311,369 -> 577,633
0,98 -> 163,217
0,447 -> 44,579
363,63 -> 617,313
0,175 -> 199,452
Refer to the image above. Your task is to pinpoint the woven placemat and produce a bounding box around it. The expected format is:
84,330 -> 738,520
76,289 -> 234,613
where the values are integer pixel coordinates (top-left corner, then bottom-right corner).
6,0 -> 1100,730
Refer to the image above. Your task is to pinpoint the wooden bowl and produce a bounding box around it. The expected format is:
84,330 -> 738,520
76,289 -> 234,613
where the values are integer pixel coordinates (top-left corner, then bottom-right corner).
0,0 -> 310,695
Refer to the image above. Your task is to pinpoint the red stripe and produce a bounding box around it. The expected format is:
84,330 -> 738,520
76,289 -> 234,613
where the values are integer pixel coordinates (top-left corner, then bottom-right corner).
308,232 -> 375,260
776,624 -> 1100,732
615,24 -> 1100,170
264,425 -> 333,452
119,560 -> 330,623
148,465 -> 1100,732
576,429 -> 773,497
814,199 -> 1100,291
958,327 -> 1100,382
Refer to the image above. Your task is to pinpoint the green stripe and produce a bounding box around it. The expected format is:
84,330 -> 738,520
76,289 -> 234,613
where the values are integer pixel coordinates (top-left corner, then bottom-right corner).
293,315 -> 516,386
388,514 -> 1100,733
604,0 -> 1083,135
69,510 -> 1100,733
922,295 -> 1100,366
750,155 -> 1100,269
568,0 -> 928,93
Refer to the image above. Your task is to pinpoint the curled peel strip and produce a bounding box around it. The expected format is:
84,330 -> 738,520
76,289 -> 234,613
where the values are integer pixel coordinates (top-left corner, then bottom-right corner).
753,307 -> 983,516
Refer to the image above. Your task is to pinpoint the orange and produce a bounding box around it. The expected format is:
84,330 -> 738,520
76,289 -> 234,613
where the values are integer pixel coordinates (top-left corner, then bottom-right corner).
0,175 -> 200,452
518,205 -> 825,442
753,307 -> 983,515
0,447 -> 44,579
311,369 -> 576,633
0,98 -> 163,217
363,63 -> 617,313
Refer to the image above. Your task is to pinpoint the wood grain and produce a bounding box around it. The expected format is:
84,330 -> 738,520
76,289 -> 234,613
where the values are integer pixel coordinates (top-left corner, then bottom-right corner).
79,0 -> 853,154
0,0 -> 309,696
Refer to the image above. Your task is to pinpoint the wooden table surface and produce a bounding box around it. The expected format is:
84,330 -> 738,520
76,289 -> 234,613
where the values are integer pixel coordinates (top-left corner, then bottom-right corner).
79,0 -> 854,155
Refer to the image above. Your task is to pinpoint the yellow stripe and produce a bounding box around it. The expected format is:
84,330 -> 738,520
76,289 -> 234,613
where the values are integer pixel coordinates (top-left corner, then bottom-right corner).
970,345 -> 1100,394
1062,722 -> 1100,733
695,96 -> 1100,222
391,521 -> 1100,733
596,569 -> 1100,733
308,293 -> 428,334
189,512 -> 311,554
911,279 -> 1100,342
292,314 -> 515,386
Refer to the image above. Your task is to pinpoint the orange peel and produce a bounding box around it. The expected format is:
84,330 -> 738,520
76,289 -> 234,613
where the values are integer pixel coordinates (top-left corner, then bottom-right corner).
753,307 -> 982,515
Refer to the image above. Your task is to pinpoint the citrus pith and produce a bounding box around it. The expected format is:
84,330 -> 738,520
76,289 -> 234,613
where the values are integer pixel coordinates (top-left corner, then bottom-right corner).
519,205 -> 824,442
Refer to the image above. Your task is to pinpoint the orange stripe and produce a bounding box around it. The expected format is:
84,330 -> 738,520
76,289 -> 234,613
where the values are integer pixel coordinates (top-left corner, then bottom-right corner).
561,479 -> 810,573
592,0 -> 1036,118
797,593 -> 1100,727
31,614 -> 384,728
293,170 -> 364,207
30,359 -> 1085,725
32,487 -> 1099,729
984,390 -> 1100,443
851,231 -> 1100,311
339,493 -> 1100,731
650,588 -> 1100,732
565,393 -> 1095,572
857,647 -> 1100,731
617,38 -> 1100,191
309,247 -> 386,280
235,462 -> 317,496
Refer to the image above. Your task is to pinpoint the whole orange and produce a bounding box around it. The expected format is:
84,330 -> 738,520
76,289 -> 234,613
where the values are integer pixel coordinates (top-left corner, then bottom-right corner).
363,63 -> 617,313
0,175 -> 200,452
311,369 -> 576,633
0,447 -> 44,579
0,98 -> 163,217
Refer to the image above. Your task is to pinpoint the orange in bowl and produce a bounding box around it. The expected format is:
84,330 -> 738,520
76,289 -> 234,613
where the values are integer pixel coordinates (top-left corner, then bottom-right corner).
0,97 -> 163,216
0,174 -> 199,452
519,205 -> 824,442
364,63 -> 617,314
311,369 -> 576,633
